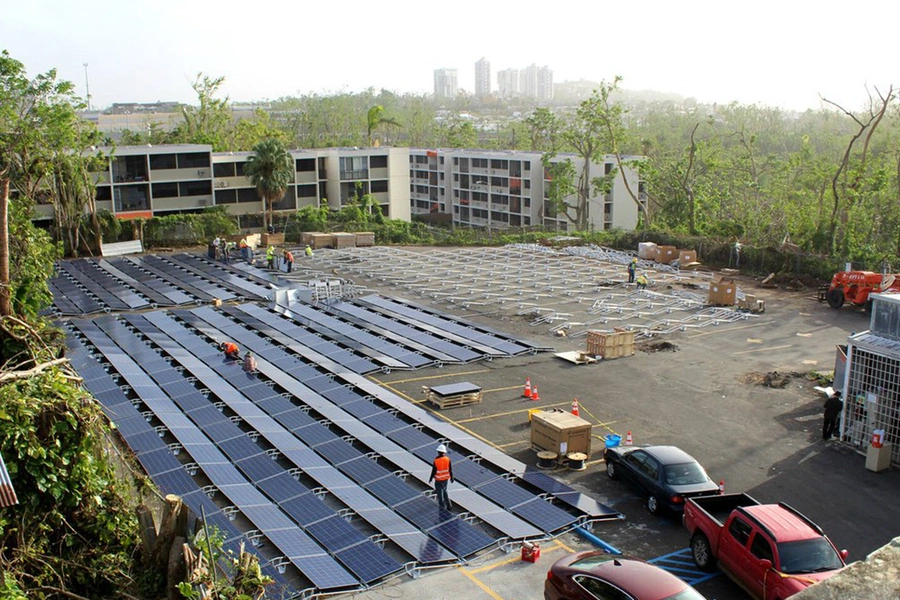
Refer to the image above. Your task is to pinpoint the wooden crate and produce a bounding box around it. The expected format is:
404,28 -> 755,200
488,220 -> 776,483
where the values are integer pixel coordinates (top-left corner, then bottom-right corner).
309,233 -> 333,249
421,385 -> 483,409
332,232 -> 357,249
355,232 -> 375,247
586,328 -> 635,359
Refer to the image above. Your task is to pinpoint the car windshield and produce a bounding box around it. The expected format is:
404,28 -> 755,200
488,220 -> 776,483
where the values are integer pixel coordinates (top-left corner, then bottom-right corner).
662,588 -> 706,600
777,538 -> 844,574
663,462 -> 708,485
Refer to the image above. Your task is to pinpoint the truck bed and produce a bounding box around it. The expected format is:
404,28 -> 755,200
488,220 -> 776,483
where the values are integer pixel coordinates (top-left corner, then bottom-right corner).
686,493 -> 759,527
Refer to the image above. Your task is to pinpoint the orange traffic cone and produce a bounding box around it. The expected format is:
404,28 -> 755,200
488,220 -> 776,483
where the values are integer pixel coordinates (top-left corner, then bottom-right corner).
625,431 -> 633,446
718,479 -> 725,494
531,385 -> 540,402
571,398 -> 580,417
523,377 -> 532,399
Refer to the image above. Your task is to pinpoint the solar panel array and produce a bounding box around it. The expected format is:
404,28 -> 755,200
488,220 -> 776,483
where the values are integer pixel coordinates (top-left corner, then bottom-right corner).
57,251 -> 619,596
50,254 -> 271,315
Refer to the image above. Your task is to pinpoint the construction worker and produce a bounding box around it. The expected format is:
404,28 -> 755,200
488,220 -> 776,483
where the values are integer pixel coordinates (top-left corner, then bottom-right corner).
636,273 -> 648,290
823,390 -> 843,440
242,351 -> 258,374
239,237 -> 249,262
219,340 -> 240,360
266,245 -> 275,269
428,444 -> 453,510
305,244 -> 314,258
283,249 -> 294,273
627,257 -> 638,283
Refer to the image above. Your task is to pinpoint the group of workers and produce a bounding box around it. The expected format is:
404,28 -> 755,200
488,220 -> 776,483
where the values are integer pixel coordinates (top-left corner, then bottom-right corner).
627,257 -> 649,290
213,235 -> 316,272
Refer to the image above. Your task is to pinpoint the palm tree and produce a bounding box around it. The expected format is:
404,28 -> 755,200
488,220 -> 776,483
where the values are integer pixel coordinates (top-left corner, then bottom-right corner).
244,138 -> 294,231
367,105 -> 401,146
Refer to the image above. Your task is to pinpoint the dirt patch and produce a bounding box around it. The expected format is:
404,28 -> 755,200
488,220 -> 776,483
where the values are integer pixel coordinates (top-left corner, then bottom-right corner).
639,341 -> 678,353
741,370 -> 805,388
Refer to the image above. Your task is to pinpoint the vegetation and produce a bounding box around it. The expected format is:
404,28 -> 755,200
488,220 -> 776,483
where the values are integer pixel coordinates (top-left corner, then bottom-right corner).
244,139 -> 294,232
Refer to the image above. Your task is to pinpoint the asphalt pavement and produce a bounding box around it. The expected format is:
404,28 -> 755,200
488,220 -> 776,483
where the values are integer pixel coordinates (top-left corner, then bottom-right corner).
329,272 -> 900,600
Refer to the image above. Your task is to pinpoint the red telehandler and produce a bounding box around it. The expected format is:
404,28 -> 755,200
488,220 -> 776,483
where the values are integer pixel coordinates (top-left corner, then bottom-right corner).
819,269 -> 900,311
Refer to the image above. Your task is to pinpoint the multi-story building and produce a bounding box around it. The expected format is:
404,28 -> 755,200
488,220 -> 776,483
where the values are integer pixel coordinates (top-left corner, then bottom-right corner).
475,58 -> 491,98
497,69 -> 520,99
523,64 -> 554,102
433,69 -> 458,100
33,144 -> 410,228
409,149 -> 643,232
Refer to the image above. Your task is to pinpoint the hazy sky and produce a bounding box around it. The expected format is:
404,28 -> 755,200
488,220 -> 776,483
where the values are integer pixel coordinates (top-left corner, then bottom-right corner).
3,0 -> 897,111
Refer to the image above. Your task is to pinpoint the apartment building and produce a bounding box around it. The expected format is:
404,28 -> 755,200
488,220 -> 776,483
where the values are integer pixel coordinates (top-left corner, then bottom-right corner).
433,69 -> 459,100
409,149 -> 643,232
33,144 -> 411,227
497,69 -> 520,99
475,58 -> 491,98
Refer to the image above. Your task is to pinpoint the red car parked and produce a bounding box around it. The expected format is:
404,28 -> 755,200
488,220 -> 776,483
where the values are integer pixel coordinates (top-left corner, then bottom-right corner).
545,551 -> 706,600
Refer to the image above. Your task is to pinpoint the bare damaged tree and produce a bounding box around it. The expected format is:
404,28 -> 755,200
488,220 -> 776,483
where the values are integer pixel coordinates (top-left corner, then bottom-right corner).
677,123 -> 701,235
822,85 -> 895,254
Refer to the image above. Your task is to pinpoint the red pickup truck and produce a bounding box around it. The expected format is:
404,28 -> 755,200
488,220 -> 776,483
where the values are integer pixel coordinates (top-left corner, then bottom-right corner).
683,493 -> 847,600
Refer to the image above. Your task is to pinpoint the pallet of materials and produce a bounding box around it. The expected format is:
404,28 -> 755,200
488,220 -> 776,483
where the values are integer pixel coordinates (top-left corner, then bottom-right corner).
308,233 -> 333,249
554,350 -> 598,365
332,232 -> 357,249
355,231 -> 375,247
422,382 -> 483,409
586,328 -> 635,359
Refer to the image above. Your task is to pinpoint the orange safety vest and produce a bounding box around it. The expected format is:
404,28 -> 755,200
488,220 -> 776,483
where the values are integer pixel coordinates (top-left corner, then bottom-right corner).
223,342 -> 239,355
433,456 -> 451,481
285,251 -> 294,263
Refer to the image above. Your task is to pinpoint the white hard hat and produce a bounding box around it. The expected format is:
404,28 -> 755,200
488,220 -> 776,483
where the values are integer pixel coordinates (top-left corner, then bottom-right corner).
436,444 -> 447,453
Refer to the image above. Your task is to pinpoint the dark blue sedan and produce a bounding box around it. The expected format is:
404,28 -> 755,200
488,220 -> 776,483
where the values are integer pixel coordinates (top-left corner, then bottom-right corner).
604,445 -> 720,515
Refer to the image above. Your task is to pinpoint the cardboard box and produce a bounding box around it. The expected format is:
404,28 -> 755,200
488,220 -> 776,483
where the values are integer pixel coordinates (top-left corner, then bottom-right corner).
656,245 -> 678,264
638,242 -> 658,260
261,233 -> 284,247
708,277 -> 737,305
678,250 -> 697,265
531,410 -> 592,457
586,328 -> 635,359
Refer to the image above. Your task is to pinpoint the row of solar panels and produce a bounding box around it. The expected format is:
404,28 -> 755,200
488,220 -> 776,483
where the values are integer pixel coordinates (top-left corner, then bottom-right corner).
49,254 -> 274,315
66,306 -> 618,595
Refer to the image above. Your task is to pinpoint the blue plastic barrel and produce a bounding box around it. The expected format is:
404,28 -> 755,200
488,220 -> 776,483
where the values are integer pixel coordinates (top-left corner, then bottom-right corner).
605,434 -> 622,448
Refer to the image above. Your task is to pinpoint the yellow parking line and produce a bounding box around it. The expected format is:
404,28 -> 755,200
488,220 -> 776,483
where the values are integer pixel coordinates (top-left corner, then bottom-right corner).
482,384 -> 525,394
688,320 -> 773,338
466,540 -> 568,575
734,343 -> 792,355
455,401 -> 571,423
458,567 -> 505,600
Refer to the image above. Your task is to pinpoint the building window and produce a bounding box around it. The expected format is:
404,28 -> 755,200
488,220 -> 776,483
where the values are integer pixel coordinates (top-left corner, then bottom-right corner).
605,163 -> 614,175
371,180 -> 388,193
339,156 -> 368,180
149,154 -> 177,170
524,161 -> 531,171
272,187 -> 296,211
152,182 -> 179,198
215,189 -> 237,204
95,186 -> 112,201
296,158 -> 315,172
235,162 -> 247,177
297,184 -> 317,198
177,153 -> 210,169
214,163 -> 236,178
179,181 -> 212,196
114,184 -> 150,212
370,155 -> 388,168
237,188 -> 258,203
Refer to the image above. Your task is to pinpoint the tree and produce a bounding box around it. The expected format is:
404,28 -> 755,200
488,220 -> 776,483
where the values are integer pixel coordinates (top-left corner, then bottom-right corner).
244,138 -> 294,231
173,74 -> 234,151
366,105 -> 401,146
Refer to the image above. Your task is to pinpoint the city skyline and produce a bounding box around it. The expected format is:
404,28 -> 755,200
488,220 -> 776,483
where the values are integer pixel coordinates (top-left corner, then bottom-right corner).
3,0 -> 898,112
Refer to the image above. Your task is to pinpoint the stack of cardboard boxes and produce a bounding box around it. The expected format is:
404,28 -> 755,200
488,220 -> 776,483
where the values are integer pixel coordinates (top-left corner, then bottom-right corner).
708,277 -> 737,306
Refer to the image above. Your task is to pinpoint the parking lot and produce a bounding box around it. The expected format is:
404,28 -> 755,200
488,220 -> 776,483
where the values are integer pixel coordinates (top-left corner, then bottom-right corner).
324,248 -> 900,600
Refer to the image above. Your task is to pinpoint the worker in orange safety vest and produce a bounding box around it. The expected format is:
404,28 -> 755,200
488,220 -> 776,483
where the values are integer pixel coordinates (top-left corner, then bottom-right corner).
428,444 -> 454,510
220,341 -> 240,360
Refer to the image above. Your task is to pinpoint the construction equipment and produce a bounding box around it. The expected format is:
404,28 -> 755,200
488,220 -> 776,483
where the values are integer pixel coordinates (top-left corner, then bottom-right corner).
818,270 -> 900,310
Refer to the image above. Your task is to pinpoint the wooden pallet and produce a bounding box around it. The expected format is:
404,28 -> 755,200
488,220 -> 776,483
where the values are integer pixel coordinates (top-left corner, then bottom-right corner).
422,386 -> 483,409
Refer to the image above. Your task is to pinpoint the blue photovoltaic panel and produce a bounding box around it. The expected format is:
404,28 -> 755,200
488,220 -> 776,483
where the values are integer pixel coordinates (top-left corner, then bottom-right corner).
335,543 -> 404,583
365,476 -> 420,508
305,515 -> 367,551
511,498 -> 578,533
426,517 -> 496,557
280,494 -> 339,527
254,471 -> 307,503
314,439 -> 364,466
339,457 -> 390,485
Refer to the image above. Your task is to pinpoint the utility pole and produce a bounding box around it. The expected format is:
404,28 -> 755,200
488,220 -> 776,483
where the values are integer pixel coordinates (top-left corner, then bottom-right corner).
83,63 -> 92,110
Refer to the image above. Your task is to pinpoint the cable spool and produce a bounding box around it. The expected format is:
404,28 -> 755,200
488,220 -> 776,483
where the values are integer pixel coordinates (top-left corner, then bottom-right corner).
536,451 -> 558,469
567,452 -> 588,471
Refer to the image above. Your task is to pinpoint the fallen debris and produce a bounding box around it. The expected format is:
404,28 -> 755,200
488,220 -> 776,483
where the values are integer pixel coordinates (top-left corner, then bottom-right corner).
639,341 -> 678,353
